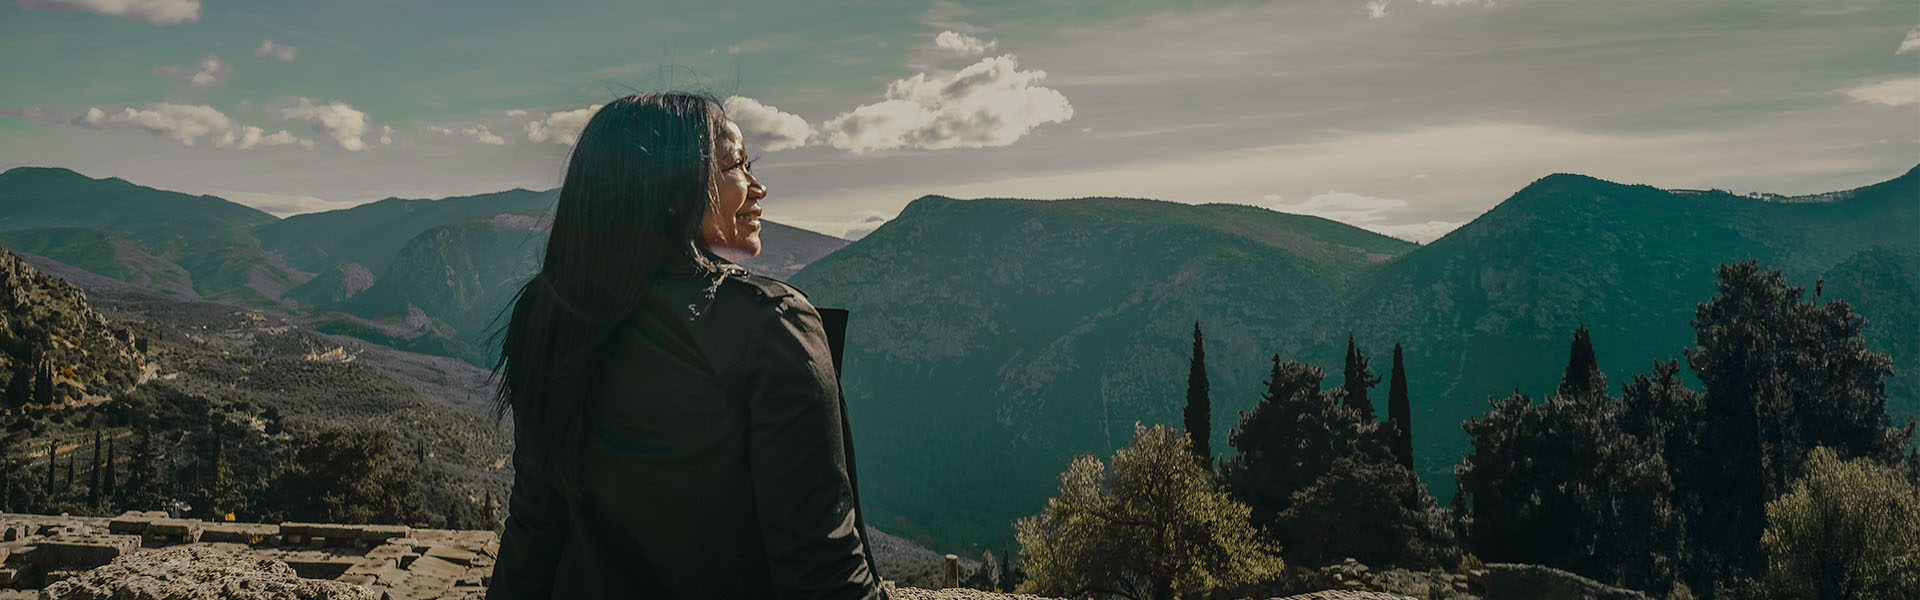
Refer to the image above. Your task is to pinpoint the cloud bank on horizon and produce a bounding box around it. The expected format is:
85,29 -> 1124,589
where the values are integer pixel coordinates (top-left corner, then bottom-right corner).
0,0 -> 1915,243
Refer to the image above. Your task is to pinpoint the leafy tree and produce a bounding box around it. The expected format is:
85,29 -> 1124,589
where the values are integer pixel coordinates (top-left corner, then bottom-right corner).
1277,456 -> 1459,569
1758,447 -> 1920,599
196,439 -> 244,520
269,428 -> 428,526
1455,390 -> 1683,592
1184,322 -> 1211,469
122,421 -> 161,510
1684,261 -> 1907,584
1558,324 -> 1606,401
1223,357 -> 1385,530
1387,343 -> 1413,471
1016,425 -> 1286,600
1342,335 -> 1381,421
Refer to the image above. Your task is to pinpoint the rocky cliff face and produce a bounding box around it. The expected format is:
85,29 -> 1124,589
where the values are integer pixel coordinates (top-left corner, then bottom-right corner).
0,248 -> 144,409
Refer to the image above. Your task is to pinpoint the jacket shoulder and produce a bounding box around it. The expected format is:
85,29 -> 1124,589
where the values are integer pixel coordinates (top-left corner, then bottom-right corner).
721,270 -> 809,305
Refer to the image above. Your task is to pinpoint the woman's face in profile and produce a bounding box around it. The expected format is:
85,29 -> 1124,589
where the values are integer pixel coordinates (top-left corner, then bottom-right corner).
704,120 -> 765,259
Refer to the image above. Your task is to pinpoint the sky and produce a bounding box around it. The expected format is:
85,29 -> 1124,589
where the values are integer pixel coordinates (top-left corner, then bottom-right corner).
2,0 -> 1916,242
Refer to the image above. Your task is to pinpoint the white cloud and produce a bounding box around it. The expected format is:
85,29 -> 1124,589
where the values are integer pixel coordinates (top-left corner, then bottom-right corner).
934,31 -> 996,56
16,0 -> 198,25
378,124 -> 393,145
269,98 -> 371,150
425,122 -> 506,146
1844,77 -> 1920,107
723,96 -> 811,152
253,39 -> 296,61
525,104 -> 601,145
1899,26 -> 1920,55
72,103 -> 307,149
505,109 -> 529,117
818,55 -> 1073,153
152,54 -> 229,88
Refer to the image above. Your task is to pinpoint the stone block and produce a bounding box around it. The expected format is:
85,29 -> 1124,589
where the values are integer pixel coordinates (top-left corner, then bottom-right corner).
422,544 -> 482,568
142,519 -> 204,544
1483,563 -> 1651,600
27,534 -> 140,569
405,554 -> 466,579
106,510 -> 167,534
283,556 -> 358,580
0,567 -> 13,586
201,521 -> 279,545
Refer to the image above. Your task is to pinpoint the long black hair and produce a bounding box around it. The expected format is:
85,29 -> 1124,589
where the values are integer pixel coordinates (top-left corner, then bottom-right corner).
490,91 -> 731,498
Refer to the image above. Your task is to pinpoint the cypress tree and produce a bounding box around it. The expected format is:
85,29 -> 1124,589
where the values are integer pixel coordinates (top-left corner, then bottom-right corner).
65,448 -> 74,494
46,437 -> 55,493
1387,343 -> 1413,471
89,428 -> 101,509
1342,334 -> 1381,421
104,434 -> 116,509
1183,322 -> 1211,468
34,358 -> 52,404
1558,324 -> 1606,400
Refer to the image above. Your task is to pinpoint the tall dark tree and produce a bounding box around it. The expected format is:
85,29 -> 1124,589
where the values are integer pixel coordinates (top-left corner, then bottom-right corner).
1387,344 -> 1413,471
1342,334 -> 1381,421
1558,324 -> 1607,400
1682,260 -> 1906,586
88,428 -> 101,508
1224,356 -> 1387,529
46,437 -> 55,493
1455,391 -> 1682,591
103,434 -> 115,510
1183,322 -> 1211,468
124,422 -> 160,509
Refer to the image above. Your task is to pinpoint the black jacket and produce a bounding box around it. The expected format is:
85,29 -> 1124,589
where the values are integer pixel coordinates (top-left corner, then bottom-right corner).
487,266 -> 885,599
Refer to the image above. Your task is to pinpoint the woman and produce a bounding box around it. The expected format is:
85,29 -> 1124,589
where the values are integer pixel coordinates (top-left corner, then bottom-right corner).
485,92 -> 885,599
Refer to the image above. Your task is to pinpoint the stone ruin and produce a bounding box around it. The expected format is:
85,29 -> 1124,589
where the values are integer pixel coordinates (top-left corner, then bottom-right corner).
0,511 -> 496,599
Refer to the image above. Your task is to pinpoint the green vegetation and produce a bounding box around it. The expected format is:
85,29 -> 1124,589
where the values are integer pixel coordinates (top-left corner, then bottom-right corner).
1456,261 -> 1912,596
1015,425 -> 1285,600
1758,447 -> 1920,599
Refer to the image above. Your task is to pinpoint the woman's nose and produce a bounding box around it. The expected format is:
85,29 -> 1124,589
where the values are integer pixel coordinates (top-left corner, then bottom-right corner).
748,175 -> 767,198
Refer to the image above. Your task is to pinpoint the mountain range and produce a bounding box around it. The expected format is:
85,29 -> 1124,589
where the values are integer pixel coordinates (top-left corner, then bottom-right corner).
0,167 -> 850,366
0,164 -> 1913,556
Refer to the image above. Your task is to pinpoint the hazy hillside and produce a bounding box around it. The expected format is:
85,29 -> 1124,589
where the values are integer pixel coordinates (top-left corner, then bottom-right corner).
736,219 -> 852,279
791,168 -> 1919,554
1334,167 -> 1920,494
0,168 -> 850,369
792,195 -> 1419,552
0,168 -> 301,305
252,189 -> 557,275
0,247 -> 146,408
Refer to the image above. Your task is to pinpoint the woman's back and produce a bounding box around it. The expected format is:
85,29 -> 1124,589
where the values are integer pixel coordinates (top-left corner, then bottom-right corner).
487,266 -> 884,599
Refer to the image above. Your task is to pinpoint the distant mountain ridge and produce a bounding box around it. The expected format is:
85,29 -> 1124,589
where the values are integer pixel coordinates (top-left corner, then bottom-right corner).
4,164 -> 1913,559
791,166 -> 1920,554
793,193 -> 1420,551
0,167 -> 850,366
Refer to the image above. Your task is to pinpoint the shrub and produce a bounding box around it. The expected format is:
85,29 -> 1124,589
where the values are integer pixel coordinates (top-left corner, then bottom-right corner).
1757,447 -> 1920,599
1016,424 -> 1285,600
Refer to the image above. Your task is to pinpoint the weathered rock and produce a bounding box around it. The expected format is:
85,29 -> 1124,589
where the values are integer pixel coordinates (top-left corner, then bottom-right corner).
26,533 -> 139,569
1481,563 -> 1650,600
40,545 -> 383,600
